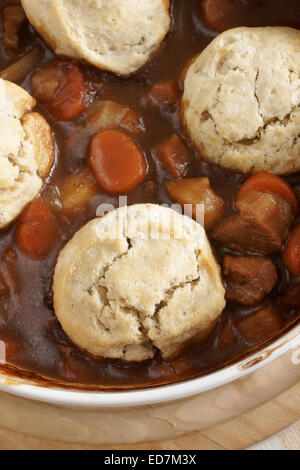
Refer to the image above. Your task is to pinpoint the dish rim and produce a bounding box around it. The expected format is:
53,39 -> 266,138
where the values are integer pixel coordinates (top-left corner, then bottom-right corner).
0,323 -> 299,408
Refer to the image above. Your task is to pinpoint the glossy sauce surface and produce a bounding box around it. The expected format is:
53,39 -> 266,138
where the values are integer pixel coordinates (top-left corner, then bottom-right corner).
0,0 -> 299,389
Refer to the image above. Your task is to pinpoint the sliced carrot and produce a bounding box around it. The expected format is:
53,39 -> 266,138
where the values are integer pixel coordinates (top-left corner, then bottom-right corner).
89,130 -> 147,194
283,224 -> 300,276
155,134 -> 192,179
31,62 -> 87,121
202,0 -> 240,32
16,198 -> 57,260
237,172 -> 299,216
146,80 -> 180,110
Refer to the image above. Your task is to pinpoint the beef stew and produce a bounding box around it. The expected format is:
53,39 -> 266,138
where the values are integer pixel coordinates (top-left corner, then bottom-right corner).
0,0 -> 299,390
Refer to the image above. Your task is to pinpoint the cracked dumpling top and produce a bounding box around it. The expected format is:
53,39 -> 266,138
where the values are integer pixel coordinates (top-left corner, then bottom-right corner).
0,78 -> 54,229
53,204 -> 225,362
21,0 -> 171,76
181,27 -> 300,175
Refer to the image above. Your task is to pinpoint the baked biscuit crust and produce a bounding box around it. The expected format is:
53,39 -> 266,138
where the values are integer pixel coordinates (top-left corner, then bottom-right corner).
182,27 -> 300,175
53,204 -> 225,362
21,0 -> 171,76
0,79 -> 54,228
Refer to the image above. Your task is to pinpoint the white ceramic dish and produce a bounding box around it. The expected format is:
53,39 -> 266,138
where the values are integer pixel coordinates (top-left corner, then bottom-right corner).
0,323 -> 299,409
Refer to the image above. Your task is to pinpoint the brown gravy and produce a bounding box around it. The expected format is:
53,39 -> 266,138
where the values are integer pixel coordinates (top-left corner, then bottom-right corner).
0,0 -> 299,390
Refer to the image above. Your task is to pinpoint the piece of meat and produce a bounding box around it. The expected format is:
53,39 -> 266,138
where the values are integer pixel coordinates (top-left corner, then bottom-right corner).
155,134 -> 192,179
278,280 -> 300,310
223,255 -> 278,306
212,190 -> 293,255
3,6 -> 26,50
237,304 -> 283,345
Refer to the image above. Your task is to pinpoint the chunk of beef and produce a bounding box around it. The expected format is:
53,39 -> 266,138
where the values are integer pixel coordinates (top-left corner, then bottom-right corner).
3,6 -> 26,50
155,134 -> 192,179
212,190 -> 293,255
237,304 -> 283,344
223,255 -> 278,306
278,280 -> 300,310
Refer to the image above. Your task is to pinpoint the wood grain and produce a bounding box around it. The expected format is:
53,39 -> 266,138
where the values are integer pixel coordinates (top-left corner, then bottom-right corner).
249,421 -> 300,450
0,349 -> 299,450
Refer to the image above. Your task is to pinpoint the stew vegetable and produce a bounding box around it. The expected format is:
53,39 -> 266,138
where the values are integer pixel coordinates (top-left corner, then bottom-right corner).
0,0 -> 299,390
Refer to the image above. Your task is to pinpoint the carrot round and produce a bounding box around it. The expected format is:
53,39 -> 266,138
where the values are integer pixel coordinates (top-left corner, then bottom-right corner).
16,198 -> 57,259
51,64 -> 87,121
32,63 -> 87,121
237,172 -> 299,216
89,130 -> 147,194
283,224 -> 300,276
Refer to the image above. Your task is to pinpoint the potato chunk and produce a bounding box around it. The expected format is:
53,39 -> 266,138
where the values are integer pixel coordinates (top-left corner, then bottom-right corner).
88,100 -> 145,135
165,177 -> 226,230
60,168 -> 99,211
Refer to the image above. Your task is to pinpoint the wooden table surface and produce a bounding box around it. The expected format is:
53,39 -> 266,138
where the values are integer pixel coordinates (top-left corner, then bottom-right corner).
0,347 -> 299,450
249,420 -> 300,450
